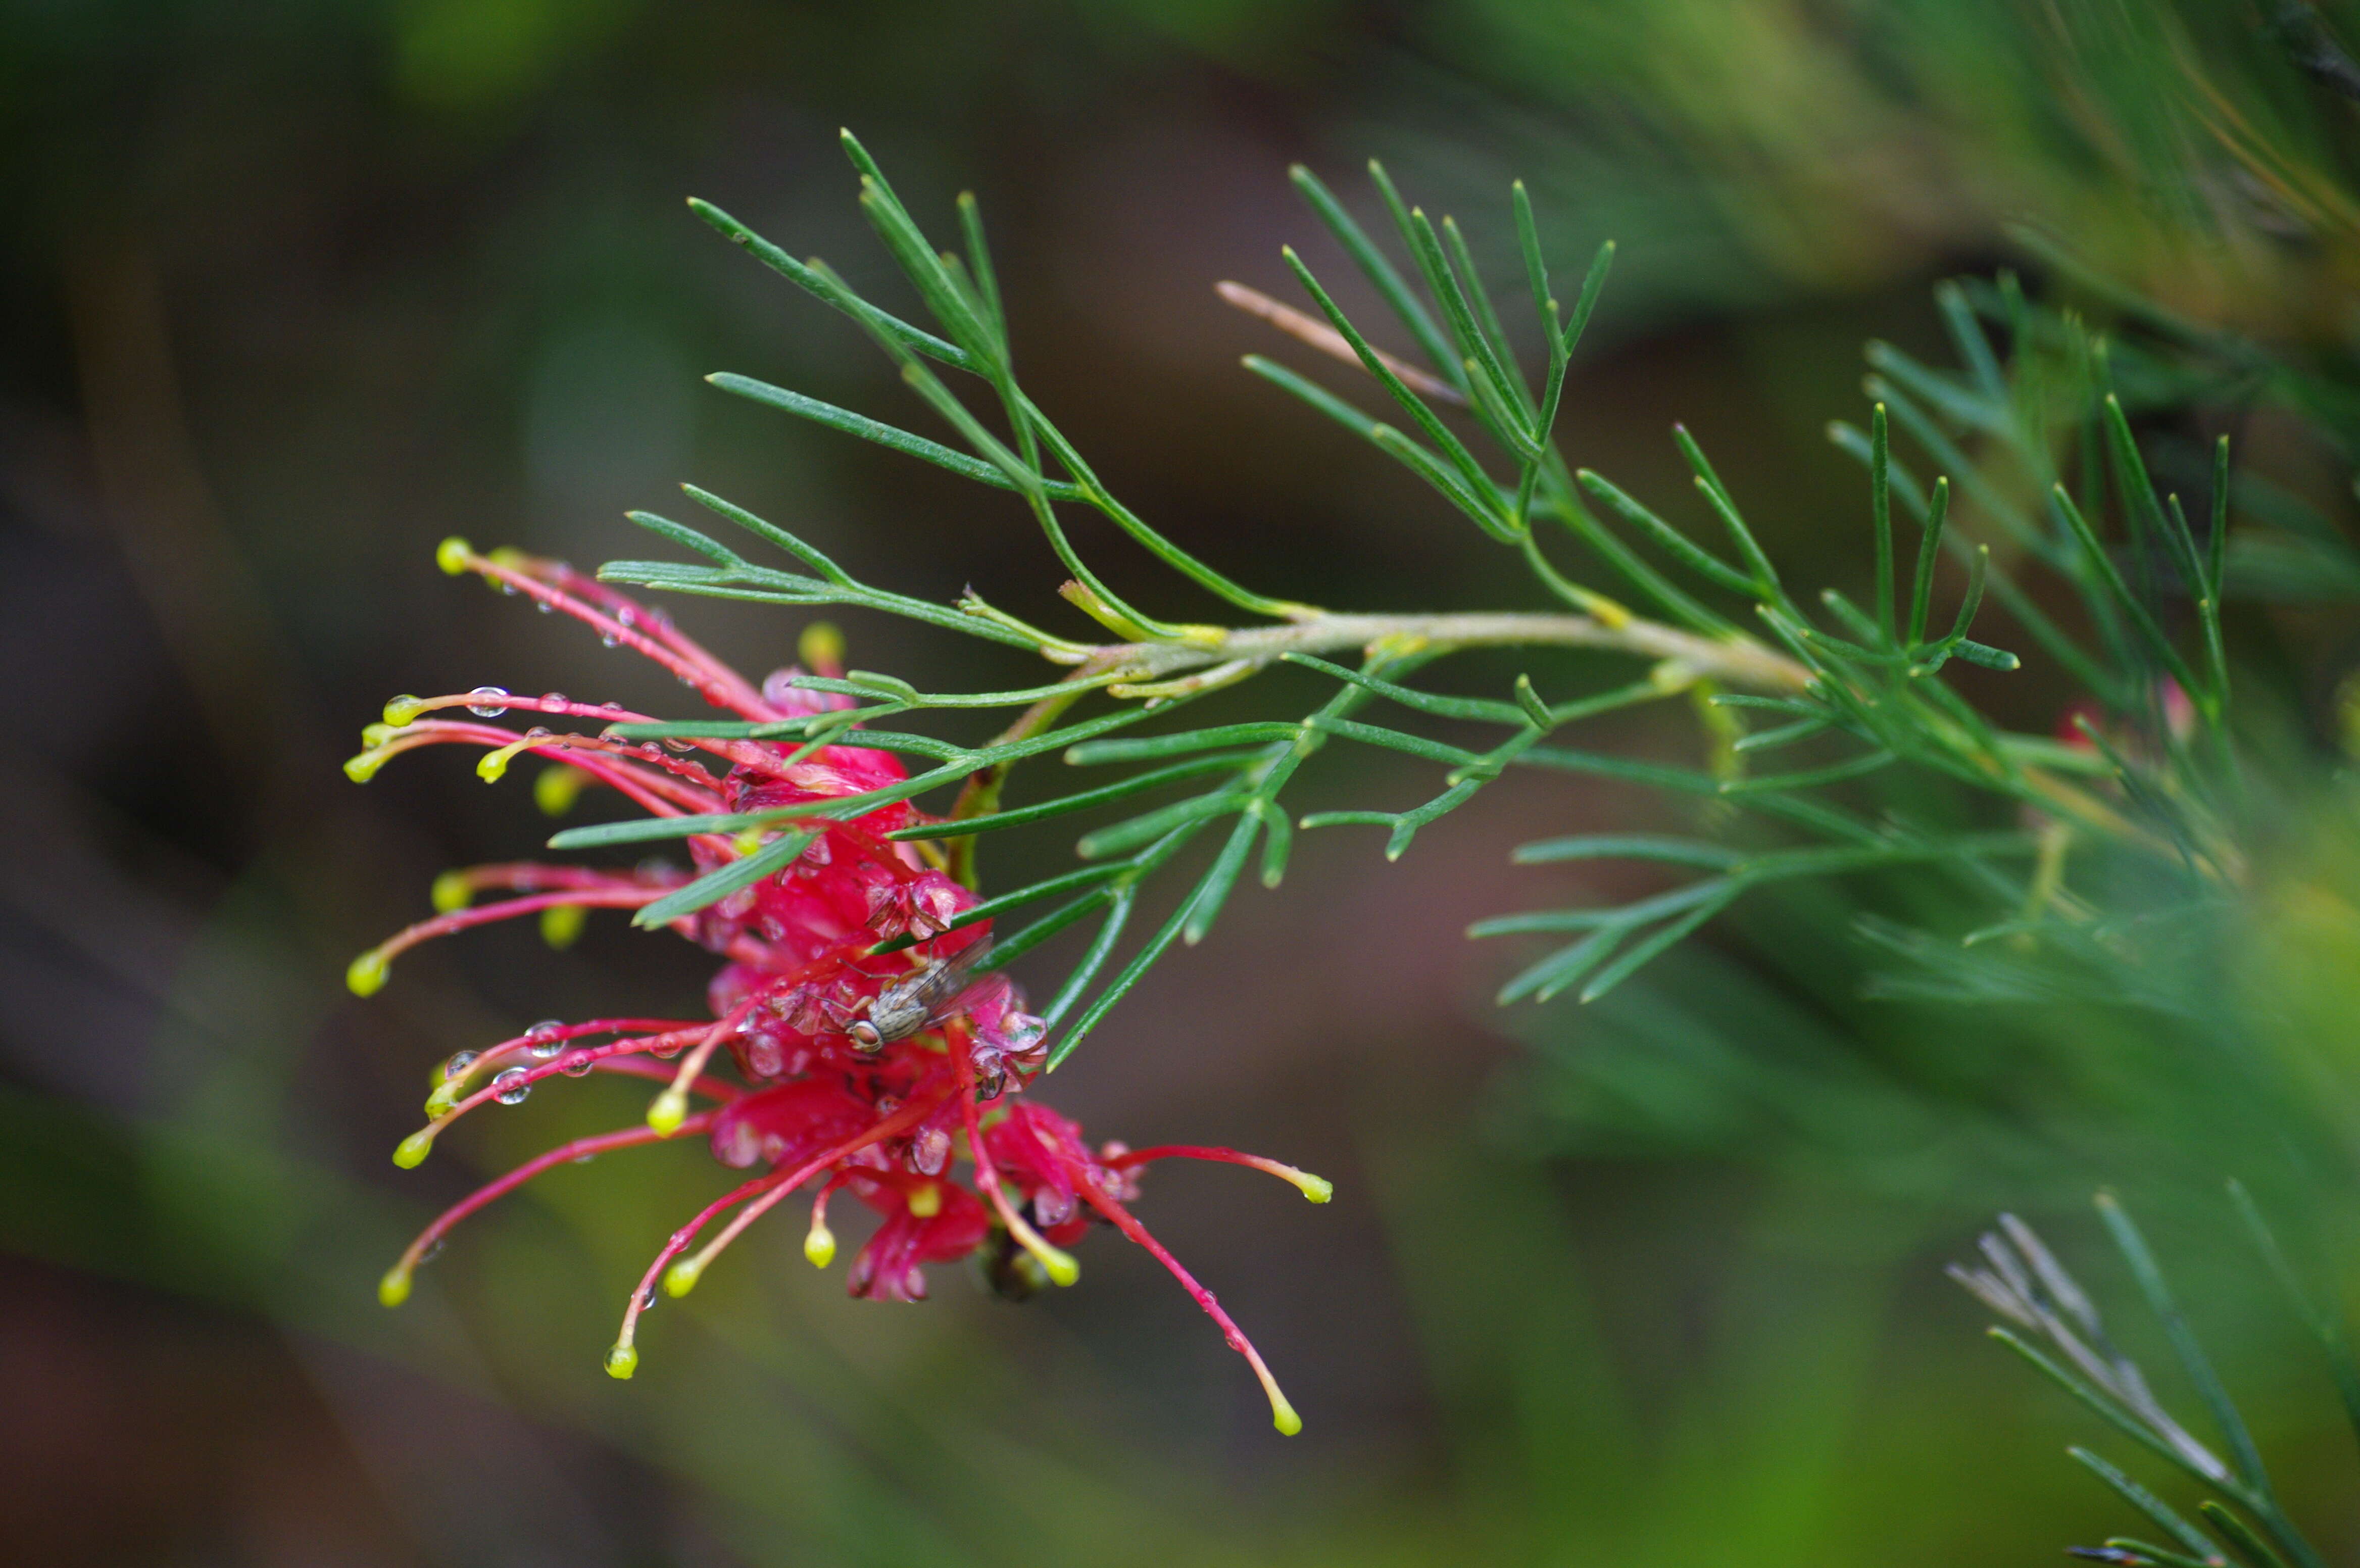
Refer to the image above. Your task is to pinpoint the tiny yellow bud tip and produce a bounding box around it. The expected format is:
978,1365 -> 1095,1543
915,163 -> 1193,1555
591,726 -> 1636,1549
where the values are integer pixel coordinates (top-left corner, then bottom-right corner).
647,1092 -> 689,1136
430,870 -> 472,914
342,752 -> 383,783
797,621 -> 846,671
378,1266 -> 413,1307
347,951 -> 390,997
392,1130 -> 435,1169
1299,1174 -> 1334,1204
604,1344 -> 638,1380
1270,1395 -> 1303,1437
805,1227 -> 837,1268
1042,1247 -> 1080,1288
534,764 -> 585,817
663,1262 -> 702,1298
382,695 -> 425,726
435,537 -> 472,575
539,903 -> 586,950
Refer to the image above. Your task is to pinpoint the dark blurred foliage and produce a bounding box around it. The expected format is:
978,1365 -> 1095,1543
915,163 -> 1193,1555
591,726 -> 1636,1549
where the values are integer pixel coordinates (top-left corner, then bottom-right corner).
10,1 -> 2360,1564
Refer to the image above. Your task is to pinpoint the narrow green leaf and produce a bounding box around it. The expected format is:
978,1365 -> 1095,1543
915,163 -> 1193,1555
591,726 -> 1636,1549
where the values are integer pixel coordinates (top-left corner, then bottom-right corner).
1499,926 -> 1625,1004
2198,1502 -> 2294,1568
707,374 -> 1087,502
2227,1180 -> 2360,1461
1562,239 -> 1613,357
1183,812 -> 1262,945
1510,835 -> 1745,867
2067,1447 -> 2227,1564
1908,475 -> 1951,645
1716,750 -> 1896,795
1282,247 -> 1507,527
688,197 -> 973,371
2097,1194 -> 2271,1495
631,830 -> 813,929
1871,402 -> 1895,640
1076,790 -> 1241,860
1282,653 -> 1527,723
1040,893 -> 1135,1028
1067,724 -> 1300,764
1570,471 -> 1756,599
889,753 -> 1257,840
1289,162 -> 1458,382
1674,424 -> 1780,593
1578,883 -> 1741,1002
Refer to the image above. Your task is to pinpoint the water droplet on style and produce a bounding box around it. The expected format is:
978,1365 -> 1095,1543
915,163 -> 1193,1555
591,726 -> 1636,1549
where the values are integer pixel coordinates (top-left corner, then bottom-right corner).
539,692 -> 567,709
601,635 -> 619,648
560,1050 -> 595,1077
493,1069 -> 532,1105
418,1238 -> 447,1263
467,685 -> 511,717
525,1019 -> 564,1056
442,1050 -> 478,1081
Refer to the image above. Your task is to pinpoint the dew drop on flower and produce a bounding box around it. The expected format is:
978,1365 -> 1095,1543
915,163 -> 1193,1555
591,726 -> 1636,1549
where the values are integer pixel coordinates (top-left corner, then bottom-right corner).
417,1238 -> 446,1263
467,685 -> 511,717
616,608 -> 636,629
910,1125 -> 951,1175
525,1019 -> 565,1056
442,1050 -> 478,1081
536,599 -> 554,613
539,692 -> 567,710
601,635 -> 619,648
493,1069 -> 532,1105
559,1050 -> 595,1077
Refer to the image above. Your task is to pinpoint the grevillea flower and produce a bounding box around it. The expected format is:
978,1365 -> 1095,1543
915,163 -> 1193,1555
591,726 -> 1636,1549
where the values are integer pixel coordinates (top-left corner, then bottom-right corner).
348,538 -> 1328,1433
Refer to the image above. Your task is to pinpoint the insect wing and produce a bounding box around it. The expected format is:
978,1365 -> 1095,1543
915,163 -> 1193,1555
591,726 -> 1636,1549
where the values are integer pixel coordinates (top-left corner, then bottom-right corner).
870,940 -> 993,1043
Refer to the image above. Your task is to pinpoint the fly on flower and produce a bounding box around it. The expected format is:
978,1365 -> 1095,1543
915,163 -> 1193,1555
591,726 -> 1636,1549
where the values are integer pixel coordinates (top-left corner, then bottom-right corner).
849,939 -> 1007,1052
345,536 -> 1330,1435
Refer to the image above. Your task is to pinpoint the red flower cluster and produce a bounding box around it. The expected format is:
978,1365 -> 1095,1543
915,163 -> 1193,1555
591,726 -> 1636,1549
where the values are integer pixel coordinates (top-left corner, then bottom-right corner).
349,540 -> 1323,1433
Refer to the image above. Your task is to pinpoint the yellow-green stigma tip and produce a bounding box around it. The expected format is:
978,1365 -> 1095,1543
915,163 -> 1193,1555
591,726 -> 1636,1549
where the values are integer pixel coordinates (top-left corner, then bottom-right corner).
476,747 -> 518,783
905,1183 -> 942,1219
646,1091 -> 689,1136
342,751 -> 384,783
392,1130 -> 435,1169
378,1266 -> 413,1307
487,546 -> 527,569
430,870 -> 472,913
1297,1173 -> 1334,1203
539,903 -> 586,950
1039,1245 -> 1080,1288
805,1226 -> 837,1268
435,537 -> 472,575
798,620 -> 846,670
361,722 -> 399,747
1270,1394 -> 1303,1436
347,950 -> 390,997
423,1083 -> 463,1117
382,694 -> 426,725
534,764 -> 586,817
663,1261 -> 703,1298
604,1344 -> 638,1380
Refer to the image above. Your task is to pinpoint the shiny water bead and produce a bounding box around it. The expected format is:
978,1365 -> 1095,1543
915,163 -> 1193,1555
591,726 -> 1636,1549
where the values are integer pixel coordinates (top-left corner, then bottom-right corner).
559,1050 -> 596,1077
441,1050 -> 478,1081
466,685 -> 511,717
492,1068 -> 532,1105
525,1019 -> 565,1058
539,692 -> 567,710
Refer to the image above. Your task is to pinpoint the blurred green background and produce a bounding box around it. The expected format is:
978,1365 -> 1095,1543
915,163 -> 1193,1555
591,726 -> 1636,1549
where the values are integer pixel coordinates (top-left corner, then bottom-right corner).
9,1 -> 2360,1563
